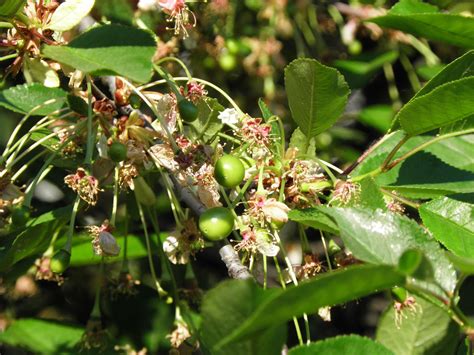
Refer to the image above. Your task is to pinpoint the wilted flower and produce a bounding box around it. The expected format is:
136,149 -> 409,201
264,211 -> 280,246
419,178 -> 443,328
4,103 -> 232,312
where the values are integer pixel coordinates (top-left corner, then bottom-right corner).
394,296 -> 419,328
235,227 -> 279,257
159,0 -> 196,37
87,221 -> 121,257
167,321 -> 191,349
195,163 -> 222,208
163,219 -> 204,264
182,82 -> 207,103
329,180 -> 360,206
64,168 -> 102,206
318,306 -> 332,322
108,272 -> 140,298
218,108 -> 240,125
34,256 -> 64,285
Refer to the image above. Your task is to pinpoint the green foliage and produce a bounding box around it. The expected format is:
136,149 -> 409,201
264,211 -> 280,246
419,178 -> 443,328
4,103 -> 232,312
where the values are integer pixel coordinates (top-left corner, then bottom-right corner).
0,318 -> 83,353
397,77 -> 474,135
217,265 -> 404,347
0,83 -> 67,115
200,280 -> 286,355
369,0 -> 474,48
289,335 -> 394,355
321,207 -> 456,293
285,58 -> 350,138
43,25 -> 156,83
0,0 -> 26,19
376,298 -> 459,355
420,197 -> 474,258
288,208 -> 339,234
188,98 -> 224,143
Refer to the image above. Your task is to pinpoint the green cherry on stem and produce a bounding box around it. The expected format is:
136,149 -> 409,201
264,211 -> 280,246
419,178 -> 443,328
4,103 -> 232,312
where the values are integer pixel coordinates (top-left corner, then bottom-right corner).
214,155 -> 245,188
108,141 -> 128,162
50,249 -> 71,274
199,207 -> 235,241
178,99 -> 199,122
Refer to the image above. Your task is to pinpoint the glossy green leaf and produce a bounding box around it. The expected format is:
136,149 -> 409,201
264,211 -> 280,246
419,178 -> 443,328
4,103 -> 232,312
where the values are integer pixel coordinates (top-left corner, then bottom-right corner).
376,297 -> 459,355
0,83 -> 67,115
0,0 -> 26,19
350,178 -> 387,210
369,0 -> 474,48
415,50 -> 474,99
321,207 -> 456,292
288,208 -> 339,234
43,25 -> 156,83
188,98 -> 224,143
47,0 -> 95,32
289,335 -> 394,355
423,135 -> 474,173
397,77 -> 474,135
0,207 -> 70,273
420,197 -> 474,258
201,280 -> 286,355
352,131 -> 474,198
217,265 -> 404,348
447,252 -> 474,274
0,318 -> 83,353
285,58 -> 350,138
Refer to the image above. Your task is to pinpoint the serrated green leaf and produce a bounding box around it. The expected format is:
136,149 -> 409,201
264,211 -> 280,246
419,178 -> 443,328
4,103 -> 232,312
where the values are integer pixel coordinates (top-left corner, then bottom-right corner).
350,178 -> 387,210
285,58 -> 350,138
397,77 -> 474,136
201,280 -> 286,355
352,132 -> 474,199
0,83 -> 67,115
321,207 -> 456,293
288,208 -> 339,234
420,197 -> 474,258
0,207 -> 70,273
217,265 -> 404,348
47,0 -> 95,32
43,25 -> 156,83
0,318 -> 83,353
424,135 -> 474,172
368,0 -> 474,48
415,50 -> 474,99
289,335 -> 394,355
187,98 -> 224,143
376,297 -> 459,355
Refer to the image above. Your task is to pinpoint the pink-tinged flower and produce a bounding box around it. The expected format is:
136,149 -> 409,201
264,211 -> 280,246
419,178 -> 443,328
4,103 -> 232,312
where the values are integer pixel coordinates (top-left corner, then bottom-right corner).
159,0 -> 185,14
64,168 -> 102,206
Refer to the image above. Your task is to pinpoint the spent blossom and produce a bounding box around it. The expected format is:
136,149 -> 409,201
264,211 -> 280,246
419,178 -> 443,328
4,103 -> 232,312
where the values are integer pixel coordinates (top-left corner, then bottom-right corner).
160,0 -> 196,37
87,221 -> 121,257
64,168 -> 101,205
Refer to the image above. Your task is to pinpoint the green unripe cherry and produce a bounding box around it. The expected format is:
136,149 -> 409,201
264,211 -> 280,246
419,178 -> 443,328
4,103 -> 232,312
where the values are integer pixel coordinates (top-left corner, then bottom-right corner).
178,99 -> 199,122
108,141 -> 128,162
199,207 -> 235,241
214,155 -> 245,188
50,249 -> 71,274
